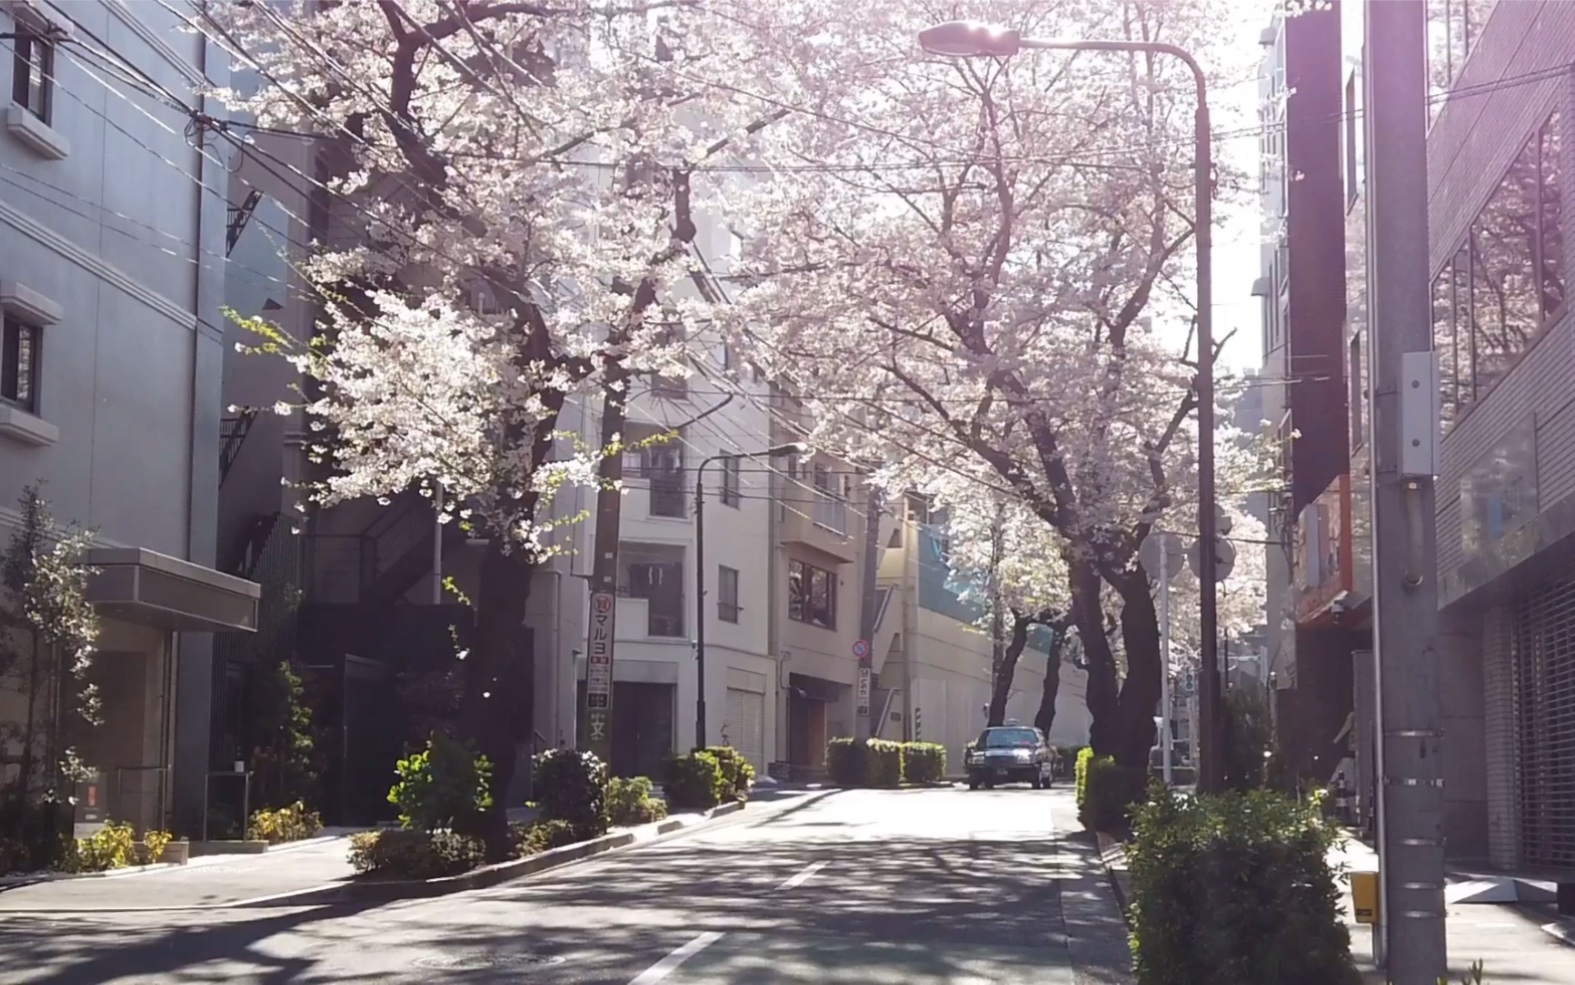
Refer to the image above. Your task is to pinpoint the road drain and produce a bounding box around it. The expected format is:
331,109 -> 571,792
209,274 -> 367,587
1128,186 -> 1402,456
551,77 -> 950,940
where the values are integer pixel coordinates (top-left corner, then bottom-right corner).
412,952 -> 567,970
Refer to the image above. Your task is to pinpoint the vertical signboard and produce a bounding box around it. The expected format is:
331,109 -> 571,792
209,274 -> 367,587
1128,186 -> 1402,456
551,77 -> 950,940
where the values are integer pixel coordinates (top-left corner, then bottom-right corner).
856,668 -> 872,716
585,591 -> 616,762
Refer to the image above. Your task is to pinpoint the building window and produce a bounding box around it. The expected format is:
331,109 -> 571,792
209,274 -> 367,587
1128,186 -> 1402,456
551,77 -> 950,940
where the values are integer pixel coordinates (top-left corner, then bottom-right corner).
720,455 -> 740,507
1430,112 -> 1562,424
1344,72 -> 1359,209
1,315 -> 40,414
718,565 -> 740,622
624,560 -> 684,637
11,27 -> 54,124
1348,333 -> 1364,450
788,558 -> 836,630
1427,0 -> 1498,117
621,422 -> 686,517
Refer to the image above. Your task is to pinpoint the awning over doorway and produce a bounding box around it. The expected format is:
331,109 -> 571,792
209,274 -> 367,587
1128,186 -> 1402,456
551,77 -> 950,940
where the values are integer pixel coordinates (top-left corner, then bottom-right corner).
83,547 -> 261,634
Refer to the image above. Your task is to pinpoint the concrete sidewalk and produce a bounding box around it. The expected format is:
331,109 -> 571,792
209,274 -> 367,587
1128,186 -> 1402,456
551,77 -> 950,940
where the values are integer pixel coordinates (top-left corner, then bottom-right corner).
1332,838 -> 1575,982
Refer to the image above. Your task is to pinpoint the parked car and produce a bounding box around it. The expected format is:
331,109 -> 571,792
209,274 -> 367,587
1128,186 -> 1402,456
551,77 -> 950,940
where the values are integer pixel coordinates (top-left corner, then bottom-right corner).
965,724 -> 1054,790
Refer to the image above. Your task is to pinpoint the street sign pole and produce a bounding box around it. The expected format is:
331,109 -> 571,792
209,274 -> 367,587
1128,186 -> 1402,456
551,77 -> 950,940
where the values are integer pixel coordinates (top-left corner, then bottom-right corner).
1160,535 -> 1173,786
854,638 -> 872,739
585,591 -> 615,761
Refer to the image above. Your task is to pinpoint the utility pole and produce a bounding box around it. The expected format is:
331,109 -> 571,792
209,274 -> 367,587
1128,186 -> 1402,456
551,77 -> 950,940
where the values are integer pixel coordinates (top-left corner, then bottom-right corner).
1159,535 -> 1173,786
581,364 -> 630,767
854,483 -> 883,740
1363,2 -> 1446,980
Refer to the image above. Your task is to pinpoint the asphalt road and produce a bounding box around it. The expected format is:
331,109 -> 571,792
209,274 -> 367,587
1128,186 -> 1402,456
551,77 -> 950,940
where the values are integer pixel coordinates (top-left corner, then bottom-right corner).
0,785 -> 1132,984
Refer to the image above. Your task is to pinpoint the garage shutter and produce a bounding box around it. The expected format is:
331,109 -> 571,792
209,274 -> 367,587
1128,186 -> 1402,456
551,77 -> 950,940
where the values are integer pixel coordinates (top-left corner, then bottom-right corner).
723,687 -> 764,773
1512,578 -> 1575,869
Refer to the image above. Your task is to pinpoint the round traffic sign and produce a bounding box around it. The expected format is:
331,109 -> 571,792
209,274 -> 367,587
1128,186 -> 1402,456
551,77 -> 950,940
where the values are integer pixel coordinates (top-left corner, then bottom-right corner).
1138,532 -> 1185,583
852,639 -> 871,659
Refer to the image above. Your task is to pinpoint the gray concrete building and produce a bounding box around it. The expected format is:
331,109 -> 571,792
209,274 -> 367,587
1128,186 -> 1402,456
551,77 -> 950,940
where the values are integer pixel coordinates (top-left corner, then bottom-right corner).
0,0 -> 257,835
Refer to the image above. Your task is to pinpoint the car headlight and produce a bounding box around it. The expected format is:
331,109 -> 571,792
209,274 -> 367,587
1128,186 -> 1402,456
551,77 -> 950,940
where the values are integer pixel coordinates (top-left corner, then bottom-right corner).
967,751 -> 983,764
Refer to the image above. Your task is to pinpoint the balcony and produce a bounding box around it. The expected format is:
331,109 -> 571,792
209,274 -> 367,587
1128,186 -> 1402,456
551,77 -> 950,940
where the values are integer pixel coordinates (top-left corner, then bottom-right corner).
618,543 -> 686,638
780,489 -> 858,564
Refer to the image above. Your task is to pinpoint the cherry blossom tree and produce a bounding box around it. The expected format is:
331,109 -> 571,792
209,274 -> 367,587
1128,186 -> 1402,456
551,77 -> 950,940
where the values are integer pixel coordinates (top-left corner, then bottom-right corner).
202,0 -> 767,851
718,0 -> 1257,766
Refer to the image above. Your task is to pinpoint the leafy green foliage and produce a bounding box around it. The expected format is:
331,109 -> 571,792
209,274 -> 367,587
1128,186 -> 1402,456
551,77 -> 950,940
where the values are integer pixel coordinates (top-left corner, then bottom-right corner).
700,746 -> 754,801
531,748 -> 609,838
1127,787 -> 1359,985
1076,748 -> 1147,833
61,820 -> 136,873
140,829 -> 174,864
248,800 -> 323,844
663,751 -> 727,810
902,742 -> 947,784
0,794 -> 70,874
1222,686 -> 1276,792
0,485 -> 101,813
347,829 -> 485,879
248,659 -> 321,811
825,737 -> 869,787
825,737 -> 918,787
387,732 -> 493,832
605,776 -> 668,826
509,818 -> 581,857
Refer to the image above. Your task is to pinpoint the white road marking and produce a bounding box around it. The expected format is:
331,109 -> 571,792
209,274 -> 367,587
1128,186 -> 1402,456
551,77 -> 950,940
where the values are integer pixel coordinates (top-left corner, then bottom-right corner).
628,931 -> 725,984
777,859 -> 828,891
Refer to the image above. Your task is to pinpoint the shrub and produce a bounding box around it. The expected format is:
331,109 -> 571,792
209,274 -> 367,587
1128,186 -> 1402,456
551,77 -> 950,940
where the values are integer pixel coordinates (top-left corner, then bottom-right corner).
139,829 -> 174,865
1079,754 -> 1147,833
1074,747 -> 1096,808
509,818 -> 581,857
531,748 -> 609,838
248,800 -> 323,845
901,742 -> 946,784
62,820 -> 136,873
866,738 -> 904,787
388,732 -> 493,832
663,751 -> 727,810
1128,786 -> 1359,985
606,776 -> 668,826
825,737 -> 868,787
347,829 -> 484,880
700,746 -> 754,801
0,794 -> 71,874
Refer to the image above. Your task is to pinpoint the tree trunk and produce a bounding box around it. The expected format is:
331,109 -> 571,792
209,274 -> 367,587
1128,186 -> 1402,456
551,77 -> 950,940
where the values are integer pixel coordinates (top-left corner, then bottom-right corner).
466,539 -> 535,859
987,612 -> 1030,727
1069,557 -> 1121,757
1110,567 -> 1163,770
1034,632 -> 1065,737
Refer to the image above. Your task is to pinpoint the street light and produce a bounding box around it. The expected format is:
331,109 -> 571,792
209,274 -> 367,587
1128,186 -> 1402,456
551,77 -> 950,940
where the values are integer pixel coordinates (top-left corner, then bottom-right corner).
695,441 -> 808,749
919,20 -> 1224,793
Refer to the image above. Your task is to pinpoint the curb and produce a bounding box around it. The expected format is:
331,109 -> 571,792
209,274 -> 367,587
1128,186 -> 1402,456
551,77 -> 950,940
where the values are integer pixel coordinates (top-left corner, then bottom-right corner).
1542,919 -> 1575,948
0,833 -> 358,888
1095,831 -> 1132,922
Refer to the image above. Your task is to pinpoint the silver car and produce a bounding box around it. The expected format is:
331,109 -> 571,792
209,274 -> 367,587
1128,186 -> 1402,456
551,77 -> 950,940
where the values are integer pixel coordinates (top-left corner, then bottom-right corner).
965,725 -> 1055,790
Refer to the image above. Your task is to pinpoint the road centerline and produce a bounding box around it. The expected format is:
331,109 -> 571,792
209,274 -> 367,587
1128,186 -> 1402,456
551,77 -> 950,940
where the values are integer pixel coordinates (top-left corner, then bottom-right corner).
777,859 -> 828,891
628,931 -> 725,984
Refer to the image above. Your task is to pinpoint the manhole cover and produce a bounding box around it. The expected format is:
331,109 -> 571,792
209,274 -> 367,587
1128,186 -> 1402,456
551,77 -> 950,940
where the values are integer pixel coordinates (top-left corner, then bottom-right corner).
412,953 -> 566,971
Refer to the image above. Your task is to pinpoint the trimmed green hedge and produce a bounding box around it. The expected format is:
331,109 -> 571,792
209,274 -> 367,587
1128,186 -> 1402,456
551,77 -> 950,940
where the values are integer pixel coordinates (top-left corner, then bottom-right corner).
1127,787 -> 1359,985
663,751 -> 727,810
903,742 -> 947,784
1075,747 -> 1147,833
700,746 -> 754,801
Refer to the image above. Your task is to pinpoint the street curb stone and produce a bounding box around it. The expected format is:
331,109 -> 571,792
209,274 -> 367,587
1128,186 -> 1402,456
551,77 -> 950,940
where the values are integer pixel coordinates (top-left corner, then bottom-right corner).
1542,918 -> 1575,948
1095,831 -> 1132,922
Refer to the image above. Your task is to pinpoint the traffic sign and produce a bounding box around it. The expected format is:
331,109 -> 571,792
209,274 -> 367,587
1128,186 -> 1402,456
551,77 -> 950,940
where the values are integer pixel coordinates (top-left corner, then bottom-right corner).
856,668 -> 872,716
852,639 -> 871,659
1189,537 -> 1237,582
1139,532 -> 1185,583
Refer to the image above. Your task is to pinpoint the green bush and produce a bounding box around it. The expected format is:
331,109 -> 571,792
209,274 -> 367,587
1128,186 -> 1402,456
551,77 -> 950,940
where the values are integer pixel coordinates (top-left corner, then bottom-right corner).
700,746 -> 754,801
606,776 -> 668,826
1077,749 -> 1147,833
865,739 -> 904,787
138,829 -> 174,865
1127,787 -> 1359,985
61,821 -> 136,873
347,829 -> 484,879
901,742 -> 947,784
0,794 -> 71,874
509,818 -> 582,857
825,737 -> 868,787
531,748 -> 609,838
388,732 -> 493,832
248,800 -> 323,844
663,751 -> 727,810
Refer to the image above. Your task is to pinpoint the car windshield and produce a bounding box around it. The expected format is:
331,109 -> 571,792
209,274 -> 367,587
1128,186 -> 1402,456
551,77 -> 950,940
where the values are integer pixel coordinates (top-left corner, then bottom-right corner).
980,728 -> 1038,748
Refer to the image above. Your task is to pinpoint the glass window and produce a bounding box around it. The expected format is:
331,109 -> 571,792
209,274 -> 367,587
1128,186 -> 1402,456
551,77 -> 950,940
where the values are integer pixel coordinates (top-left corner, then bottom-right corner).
981,728 -> 1039,749
788,559 -> 835,630
718,565 -> 739,622
11,28 -> 53,123
1349,333 -> 1364,450
720,455 -> 740,507
1,316 -> 40,414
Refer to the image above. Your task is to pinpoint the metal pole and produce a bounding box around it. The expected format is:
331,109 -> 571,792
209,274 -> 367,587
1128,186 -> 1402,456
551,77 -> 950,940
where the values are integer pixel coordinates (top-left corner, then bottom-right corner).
854,484 -> 883,741
1160,536 -> 1173,786
694,456 -> 712,751
1363,3 -> 1446,980
431,484 -> 443,605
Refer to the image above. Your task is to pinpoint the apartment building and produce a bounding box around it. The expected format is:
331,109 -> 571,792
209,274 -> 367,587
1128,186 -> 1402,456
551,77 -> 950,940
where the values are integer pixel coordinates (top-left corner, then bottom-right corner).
0,0 -> 259,834
1252,0 -> 1354,784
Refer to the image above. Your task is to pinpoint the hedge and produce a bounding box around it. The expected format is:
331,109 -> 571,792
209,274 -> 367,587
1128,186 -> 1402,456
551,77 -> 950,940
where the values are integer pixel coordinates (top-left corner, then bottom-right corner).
700,746 -> 754,801
1076,747 -> 1148,833
1127,787 -> 1359,985
532,748 -> 609,838
903,742 -> 947,784
663,750 -> 727,810
348,829 -> 484,880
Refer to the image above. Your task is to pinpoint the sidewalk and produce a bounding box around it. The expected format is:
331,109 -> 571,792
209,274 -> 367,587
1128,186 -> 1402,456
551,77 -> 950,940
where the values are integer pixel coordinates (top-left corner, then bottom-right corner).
1332,838 -> 1575,983
1048,793 -> 1137,985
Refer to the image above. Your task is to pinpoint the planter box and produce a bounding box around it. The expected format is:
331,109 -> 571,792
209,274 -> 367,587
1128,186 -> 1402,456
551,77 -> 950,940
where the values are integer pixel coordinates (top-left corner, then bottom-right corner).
158,840 -> 190,865
190,840 -> 269,857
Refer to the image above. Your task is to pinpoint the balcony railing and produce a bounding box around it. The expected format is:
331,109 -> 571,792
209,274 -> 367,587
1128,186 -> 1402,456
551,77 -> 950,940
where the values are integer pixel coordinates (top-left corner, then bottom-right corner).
813,490 -> 847,534
649,470 -> 687,518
